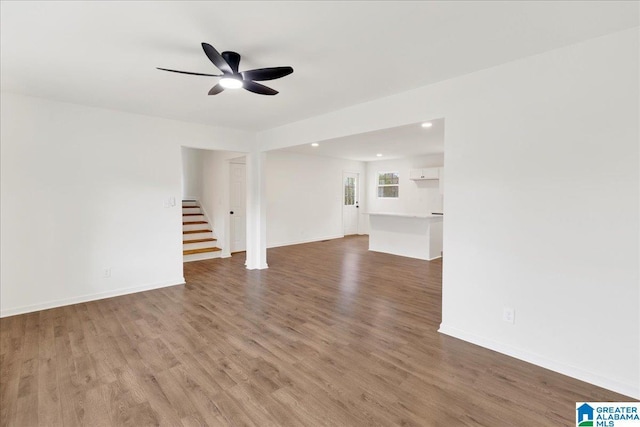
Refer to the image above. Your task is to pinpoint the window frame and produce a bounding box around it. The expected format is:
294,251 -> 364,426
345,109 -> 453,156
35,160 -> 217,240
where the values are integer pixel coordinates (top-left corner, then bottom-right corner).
376,171 -> 400,199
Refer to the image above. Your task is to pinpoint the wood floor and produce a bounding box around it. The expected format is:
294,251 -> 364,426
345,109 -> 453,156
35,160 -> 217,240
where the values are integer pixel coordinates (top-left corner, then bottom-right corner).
0,236 -> 630,426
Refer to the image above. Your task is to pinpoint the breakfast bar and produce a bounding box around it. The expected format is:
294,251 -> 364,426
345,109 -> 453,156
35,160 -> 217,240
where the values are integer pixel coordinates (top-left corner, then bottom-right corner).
367,213 -> 443,261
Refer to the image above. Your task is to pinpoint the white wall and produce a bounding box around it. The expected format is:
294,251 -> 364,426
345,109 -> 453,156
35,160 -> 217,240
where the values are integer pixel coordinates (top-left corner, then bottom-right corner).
181,146 -> 204,200
266,150 -> 366,248
257,29 -> 640,398
366,154 -> 444,215
0,93 -> 254,317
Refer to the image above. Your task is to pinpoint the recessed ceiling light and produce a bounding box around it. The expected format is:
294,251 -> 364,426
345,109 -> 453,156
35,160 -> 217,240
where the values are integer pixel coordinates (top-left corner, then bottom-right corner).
421,122 -> 433,128
311,143 -> 319,147
376,153 -> 383,157
219,77 -> 243,89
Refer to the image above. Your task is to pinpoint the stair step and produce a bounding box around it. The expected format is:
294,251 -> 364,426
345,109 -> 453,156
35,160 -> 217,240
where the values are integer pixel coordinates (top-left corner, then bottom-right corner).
183,213 -> 202,216
183,229 -> 211,234
182,207 -> 201,213
183,221 -> 208,225
183,250 -> 221,263
183,247 -> 222,256
183,238 -> 217,244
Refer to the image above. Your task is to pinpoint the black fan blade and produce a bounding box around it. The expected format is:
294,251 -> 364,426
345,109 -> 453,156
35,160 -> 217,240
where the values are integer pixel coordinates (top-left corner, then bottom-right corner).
241,66 -> 293,81
221,51 -> 241,74
243,81 -> 278,96
156,67 -> 221,77
208,83 -> 225,96
201,43 -> 233,74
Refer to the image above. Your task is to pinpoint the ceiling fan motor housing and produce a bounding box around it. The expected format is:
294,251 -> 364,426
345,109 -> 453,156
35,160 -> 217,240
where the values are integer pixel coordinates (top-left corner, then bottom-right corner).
221,51 -> 241,73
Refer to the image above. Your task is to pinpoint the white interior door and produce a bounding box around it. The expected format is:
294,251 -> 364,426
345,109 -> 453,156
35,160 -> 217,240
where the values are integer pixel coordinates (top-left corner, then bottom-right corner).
343,172 -> 359,235
230,163 -> 246,252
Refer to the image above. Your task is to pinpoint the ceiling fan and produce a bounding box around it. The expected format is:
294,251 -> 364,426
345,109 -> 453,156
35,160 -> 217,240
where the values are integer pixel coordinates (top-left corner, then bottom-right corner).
157,43 -> 293,96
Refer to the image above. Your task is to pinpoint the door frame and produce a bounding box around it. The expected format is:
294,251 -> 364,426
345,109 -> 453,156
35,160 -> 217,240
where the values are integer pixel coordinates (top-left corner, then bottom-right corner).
229,159 -> 247,254
342,170 -> 360,236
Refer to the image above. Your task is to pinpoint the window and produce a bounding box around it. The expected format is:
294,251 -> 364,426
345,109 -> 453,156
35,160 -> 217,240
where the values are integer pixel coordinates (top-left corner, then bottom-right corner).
344,176 -> 356,205
377,172 -> 399,198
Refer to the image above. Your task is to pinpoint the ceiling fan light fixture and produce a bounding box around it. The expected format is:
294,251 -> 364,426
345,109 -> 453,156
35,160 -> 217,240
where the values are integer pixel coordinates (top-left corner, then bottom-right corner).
219,77 -> 243,89
158,43 -> 292,96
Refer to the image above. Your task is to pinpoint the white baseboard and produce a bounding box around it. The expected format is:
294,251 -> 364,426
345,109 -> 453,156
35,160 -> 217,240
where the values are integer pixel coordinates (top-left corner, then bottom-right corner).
0,278 -> 186,318
267,234 -> 345,249
438,323 -> 640,400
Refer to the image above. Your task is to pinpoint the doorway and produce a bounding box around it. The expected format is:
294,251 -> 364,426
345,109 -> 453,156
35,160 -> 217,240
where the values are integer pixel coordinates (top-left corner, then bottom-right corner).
342,171 -> 360,235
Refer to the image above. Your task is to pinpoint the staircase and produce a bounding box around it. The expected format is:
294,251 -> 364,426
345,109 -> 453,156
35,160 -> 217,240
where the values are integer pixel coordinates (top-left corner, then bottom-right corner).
182,200 -> 222,262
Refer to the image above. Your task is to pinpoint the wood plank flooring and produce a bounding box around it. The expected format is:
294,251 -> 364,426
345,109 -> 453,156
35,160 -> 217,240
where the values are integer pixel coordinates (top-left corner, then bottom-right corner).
0,236 -> 631,426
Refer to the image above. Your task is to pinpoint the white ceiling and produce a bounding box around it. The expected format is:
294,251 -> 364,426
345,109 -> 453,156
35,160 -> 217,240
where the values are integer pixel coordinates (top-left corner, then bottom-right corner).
1,1 -> 638,131
281,119 -> 444,162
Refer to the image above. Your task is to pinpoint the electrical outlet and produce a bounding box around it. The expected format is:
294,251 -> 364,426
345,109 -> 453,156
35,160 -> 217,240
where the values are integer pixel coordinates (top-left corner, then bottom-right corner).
103,268 -> 111,278
502,307 -> 515,324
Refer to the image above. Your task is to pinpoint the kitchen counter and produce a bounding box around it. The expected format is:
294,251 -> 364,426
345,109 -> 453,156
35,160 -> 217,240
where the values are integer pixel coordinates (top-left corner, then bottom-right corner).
367,212 -> 443,260
365,212 -> 443,219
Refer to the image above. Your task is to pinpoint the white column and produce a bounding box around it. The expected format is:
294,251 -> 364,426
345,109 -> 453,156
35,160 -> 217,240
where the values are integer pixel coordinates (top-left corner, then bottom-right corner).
245,150 -> 268,269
